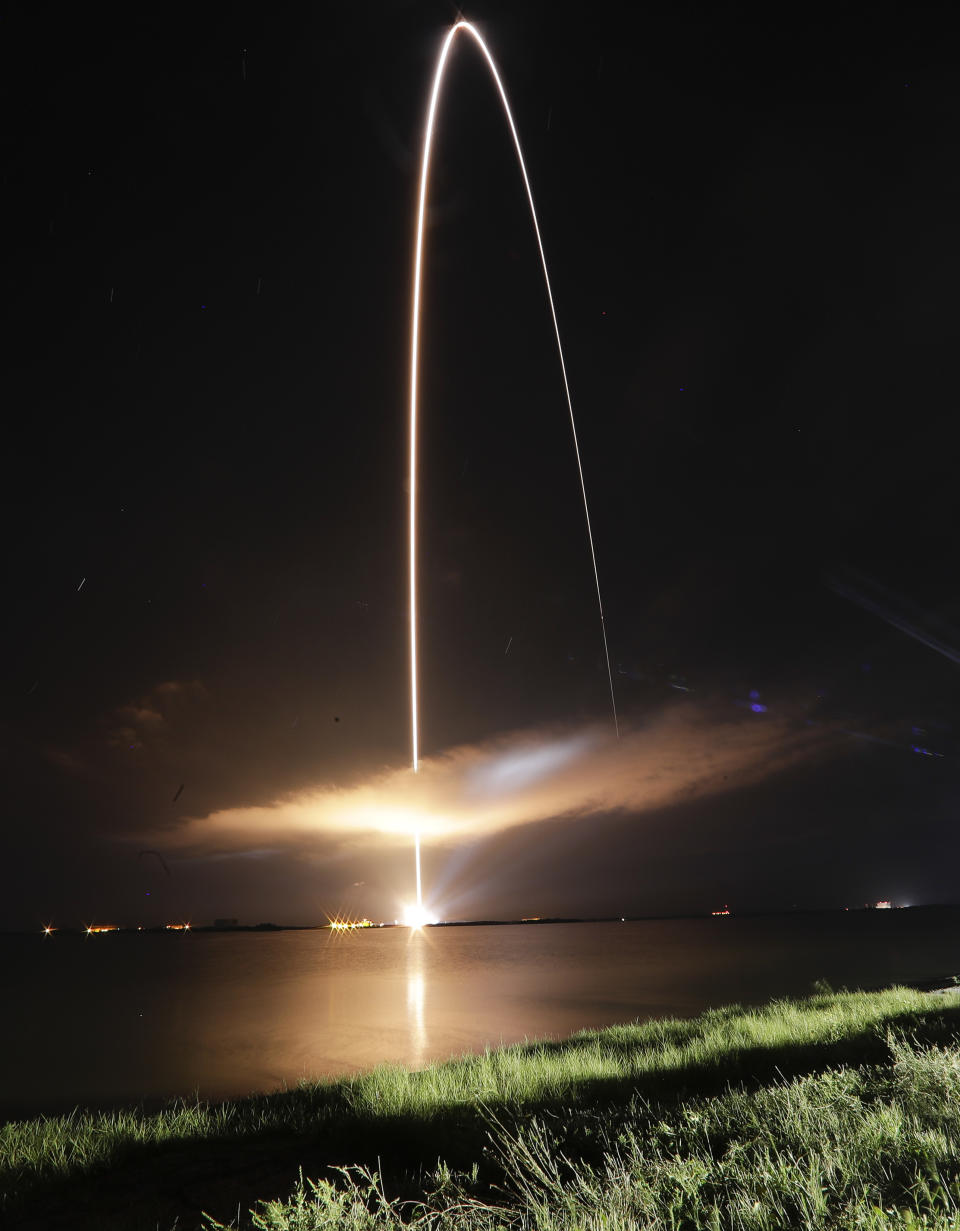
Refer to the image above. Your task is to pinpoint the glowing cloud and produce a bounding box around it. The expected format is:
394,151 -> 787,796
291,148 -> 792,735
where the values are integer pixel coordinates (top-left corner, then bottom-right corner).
153,702 -> 839,858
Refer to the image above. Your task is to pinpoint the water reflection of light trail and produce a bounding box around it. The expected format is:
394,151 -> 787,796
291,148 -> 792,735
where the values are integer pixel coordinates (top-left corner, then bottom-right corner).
406,934 -> 427,1067
408,21 -> 620,910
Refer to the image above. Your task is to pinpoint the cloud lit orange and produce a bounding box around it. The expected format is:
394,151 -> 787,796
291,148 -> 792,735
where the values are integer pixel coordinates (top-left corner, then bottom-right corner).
153,702 -> 838,857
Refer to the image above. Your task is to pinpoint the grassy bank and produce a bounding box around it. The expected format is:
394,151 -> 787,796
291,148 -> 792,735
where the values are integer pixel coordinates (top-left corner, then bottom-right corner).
3,987 -> 960,1229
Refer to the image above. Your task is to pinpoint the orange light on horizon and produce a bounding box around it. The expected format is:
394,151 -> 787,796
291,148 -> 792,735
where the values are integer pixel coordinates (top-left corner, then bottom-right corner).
327,916 -> 374,931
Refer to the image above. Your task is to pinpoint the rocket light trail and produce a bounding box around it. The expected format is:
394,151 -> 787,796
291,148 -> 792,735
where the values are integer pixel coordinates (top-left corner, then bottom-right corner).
407,21 -> 619,912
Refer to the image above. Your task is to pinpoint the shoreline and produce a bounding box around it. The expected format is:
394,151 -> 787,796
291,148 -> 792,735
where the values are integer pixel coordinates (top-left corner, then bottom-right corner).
3,978 -> 958,1127
4,901 -> 960,938
4,985 -> 960,1231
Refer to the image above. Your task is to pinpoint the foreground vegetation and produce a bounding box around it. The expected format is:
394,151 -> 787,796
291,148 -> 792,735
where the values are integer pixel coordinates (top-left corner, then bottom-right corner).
3,986 -> 960,1229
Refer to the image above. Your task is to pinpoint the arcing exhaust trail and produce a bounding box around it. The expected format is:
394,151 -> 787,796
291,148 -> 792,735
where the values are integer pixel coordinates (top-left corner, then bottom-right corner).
408,21 -> 618,913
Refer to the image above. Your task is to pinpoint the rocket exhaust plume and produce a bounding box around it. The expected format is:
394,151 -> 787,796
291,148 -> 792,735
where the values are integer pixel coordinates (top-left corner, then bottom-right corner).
408,21 -> 618,910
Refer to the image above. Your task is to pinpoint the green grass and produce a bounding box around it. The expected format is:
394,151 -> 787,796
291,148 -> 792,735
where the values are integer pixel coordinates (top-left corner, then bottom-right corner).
3,987 -> 960,1229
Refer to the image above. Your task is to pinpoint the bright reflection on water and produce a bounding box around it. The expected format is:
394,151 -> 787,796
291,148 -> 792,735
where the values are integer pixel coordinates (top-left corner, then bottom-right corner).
406,935 -> 427,1069
3,912 -> 960,1120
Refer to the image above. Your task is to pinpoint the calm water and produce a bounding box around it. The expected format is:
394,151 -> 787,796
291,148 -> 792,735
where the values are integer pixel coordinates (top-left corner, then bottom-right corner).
4,911 -> 959,1121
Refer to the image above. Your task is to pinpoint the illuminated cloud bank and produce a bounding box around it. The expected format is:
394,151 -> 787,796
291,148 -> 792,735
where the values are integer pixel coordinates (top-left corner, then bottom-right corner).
157,702 -> 837,857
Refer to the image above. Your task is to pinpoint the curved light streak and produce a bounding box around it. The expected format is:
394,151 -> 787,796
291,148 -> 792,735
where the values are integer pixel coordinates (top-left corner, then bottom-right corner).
408,21 -> 619,907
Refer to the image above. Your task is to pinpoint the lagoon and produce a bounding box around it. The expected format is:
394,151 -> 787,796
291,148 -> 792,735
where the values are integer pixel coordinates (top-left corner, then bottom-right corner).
3,909 -> 959,1121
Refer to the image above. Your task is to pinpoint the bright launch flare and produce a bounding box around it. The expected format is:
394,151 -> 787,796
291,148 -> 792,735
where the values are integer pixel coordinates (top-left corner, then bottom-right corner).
407,22 -> 619,911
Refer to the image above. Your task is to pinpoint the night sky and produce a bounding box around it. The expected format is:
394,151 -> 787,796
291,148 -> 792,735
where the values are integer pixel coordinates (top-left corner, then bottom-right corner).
5,2 -> 958,929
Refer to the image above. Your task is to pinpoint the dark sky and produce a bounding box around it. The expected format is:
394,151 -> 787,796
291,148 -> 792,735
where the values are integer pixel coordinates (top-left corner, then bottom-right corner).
4,1 -> 959,929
